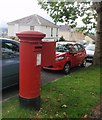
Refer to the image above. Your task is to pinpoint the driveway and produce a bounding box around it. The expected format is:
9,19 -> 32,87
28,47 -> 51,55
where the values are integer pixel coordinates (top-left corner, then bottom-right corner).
2,62 -> 91,101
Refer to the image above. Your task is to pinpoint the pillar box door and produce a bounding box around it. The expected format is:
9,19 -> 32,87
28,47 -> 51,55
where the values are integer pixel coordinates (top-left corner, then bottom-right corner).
16,31 -> 45,110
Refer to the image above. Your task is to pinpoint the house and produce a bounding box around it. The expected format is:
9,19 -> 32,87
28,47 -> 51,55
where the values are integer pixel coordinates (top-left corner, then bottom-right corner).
7,14 -> 59,40
58,25 -> 71,41
59,25 -> 85,42
85,35 -> 96,44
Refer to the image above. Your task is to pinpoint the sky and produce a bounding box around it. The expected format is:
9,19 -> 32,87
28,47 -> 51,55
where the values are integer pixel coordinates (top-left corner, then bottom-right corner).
0,0 -> 53,27
0,0 -> 83,28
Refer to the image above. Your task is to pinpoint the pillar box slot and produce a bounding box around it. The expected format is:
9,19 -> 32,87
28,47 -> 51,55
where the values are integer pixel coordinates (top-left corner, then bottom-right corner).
33,44 -> 42,52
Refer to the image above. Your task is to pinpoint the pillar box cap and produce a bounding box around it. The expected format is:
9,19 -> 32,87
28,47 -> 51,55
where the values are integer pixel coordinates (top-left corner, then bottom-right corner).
16,31 -> 46,40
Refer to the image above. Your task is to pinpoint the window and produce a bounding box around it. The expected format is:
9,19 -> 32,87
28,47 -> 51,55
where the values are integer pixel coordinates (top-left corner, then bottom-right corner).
86,45 -> 95,51
51,28 -> 53,37
30,26 -> 34,31
56,28 -> 58,37
56,45 -> 69,52
2,41 -> 19,59
77,44 -> 84,51
71,45 -> 78,52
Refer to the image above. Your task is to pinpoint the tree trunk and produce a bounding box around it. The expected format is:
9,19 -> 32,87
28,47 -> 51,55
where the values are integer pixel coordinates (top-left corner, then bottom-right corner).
93,2 -> 102,65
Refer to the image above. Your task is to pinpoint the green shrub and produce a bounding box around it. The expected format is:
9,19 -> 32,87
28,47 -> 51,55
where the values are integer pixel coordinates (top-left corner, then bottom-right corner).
9,36 -> 19,41
59,36 -> 66,41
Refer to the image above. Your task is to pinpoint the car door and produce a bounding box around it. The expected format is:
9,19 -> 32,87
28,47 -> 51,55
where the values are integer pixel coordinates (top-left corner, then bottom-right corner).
77,44 -> 86,64
2,40 -> 19,89
69,44 -> 79,67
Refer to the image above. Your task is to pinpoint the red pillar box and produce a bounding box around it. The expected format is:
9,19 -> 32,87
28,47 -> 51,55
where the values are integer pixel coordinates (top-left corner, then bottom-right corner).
16,31 -> 45,110
41,41 -> 56,67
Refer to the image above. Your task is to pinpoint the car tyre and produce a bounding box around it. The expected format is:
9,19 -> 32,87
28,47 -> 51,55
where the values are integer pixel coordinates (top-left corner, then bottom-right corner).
81,58 -> 86,67
63,62 -> 70,74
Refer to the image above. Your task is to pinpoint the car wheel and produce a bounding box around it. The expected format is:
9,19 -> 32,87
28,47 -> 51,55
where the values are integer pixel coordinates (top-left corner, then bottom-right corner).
63,62 -> 70,74
81,58 -> 86,67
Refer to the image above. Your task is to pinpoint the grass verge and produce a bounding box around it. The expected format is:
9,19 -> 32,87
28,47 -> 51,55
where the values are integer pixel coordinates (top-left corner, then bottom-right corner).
2,65 -> 100,119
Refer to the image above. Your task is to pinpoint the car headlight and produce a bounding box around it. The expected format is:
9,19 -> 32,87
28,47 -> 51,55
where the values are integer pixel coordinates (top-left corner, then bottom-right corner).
56,56 -> 65,61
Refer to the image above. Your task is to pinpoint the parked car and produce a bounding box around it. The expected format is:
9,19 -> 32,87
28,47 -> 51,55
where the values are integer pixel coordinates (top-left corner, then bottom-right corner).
77,40 -> 88,48
85,44 -> 95,62
44,42 -> 86,74
0,38 -> 19,89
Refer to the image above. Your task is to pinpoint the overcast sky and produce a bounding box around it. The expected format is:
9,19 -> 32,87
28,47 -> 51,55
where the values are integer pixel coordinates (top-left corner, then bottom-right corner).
0,0 -> 53,26
0,0 -> 83,27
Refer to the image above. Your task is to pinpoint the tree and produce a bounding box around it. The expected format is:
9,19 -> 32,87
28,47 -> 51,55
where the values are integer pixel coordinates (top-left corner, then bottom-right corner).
38,0 -> 102,65
59,36 -> 66,41
92,1 -> 102,65
38,0 -> 97,34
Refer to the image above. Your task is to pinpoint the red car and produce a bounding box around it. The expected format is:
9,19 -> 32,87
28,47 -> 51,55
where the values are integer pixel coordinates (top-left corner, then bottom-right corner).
44,42 -> 86,74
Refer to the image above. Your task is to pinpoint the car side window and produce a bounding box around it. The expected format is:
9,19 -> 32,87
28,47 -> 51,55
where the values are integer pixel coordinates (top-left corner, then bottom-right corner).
71,45 -> 78,52
77,44 -> 84,51
66,44 -> 73,51
2,41 -> 19,59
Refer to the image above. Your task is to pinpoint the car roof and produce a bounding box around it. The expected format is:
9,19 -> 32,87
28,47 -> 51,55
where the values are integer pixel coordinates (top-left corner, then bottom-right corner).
87,44 -> 95,46
0,38 -> 19,43
0,38 -> 13,41
86,44 -> 95,47
56,41 -> 76,46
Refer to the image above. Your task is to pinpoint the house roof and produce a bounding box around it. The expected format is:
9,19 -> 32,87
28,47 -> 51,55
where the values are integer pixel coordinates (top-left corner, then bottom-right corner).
7,14 -> 58,28
88,35 -> 96,41
59,25 -> 71,31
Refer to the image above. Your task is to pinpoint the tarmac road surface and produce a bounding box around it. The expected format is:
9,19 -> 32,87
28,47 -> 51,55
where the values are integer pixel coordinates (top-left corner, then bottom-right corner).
2,69 -> 64,101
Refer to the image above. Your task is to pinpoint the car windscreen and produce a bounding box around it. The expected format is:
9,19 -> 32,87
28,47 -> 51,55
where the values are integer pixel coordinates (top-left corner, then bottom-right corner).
86,45 -> 95,51
56,44 -> 72,52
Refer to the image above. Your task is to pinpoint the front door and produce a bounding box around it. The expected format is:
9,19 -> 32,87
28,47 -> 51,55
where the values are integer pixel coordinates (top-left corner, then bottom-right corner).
69,44 -> 79,67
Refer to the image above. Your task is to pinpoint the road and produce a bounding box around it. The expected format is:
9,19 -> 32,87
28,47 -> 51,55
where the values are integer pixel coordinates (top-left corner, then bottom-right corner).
2,62 -> 91,101
2,69 -> 64,101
